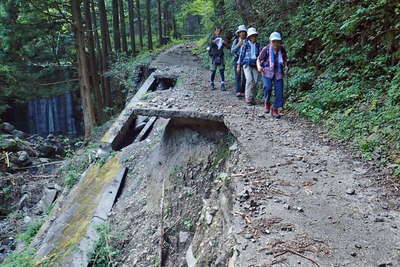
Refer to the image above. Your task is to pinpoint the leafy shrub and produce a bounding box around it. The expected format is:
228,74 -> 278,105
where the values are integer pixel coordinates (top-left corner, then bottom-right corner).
89,224 -> 120,266
2,250 -> 35,267
287,66 -> 316,93
63,153 -> 92,188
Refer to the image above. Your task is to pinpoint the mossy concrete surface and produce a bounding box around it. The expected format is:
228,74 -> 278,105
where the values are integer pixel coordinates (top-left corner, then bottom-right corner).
33,155 -> 126,266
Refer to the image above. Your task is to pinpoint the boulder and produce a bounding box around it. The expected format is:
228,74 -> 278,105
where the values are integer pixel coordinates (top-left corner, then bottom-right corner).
0,138 -> 18,151
16,151 -> 31,166
36,186 -> 59,213
38,144 -> 57,158
0,122 -> 15,134
46,134 -> 55,141
12,129 -> 27,139
179,231 -> 190,243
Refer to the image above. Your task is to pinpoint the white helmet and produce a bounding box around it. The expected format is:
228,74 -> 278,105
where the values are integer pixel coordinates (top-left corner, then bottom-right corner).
247,27 -> 258,38
235,25 -> 247,34
269,32 -> 282,41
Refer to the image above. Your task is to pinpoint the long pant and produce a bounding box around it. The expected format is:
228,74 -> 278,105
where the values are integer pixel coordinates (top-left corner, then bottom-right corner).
243,65 -> 260,100
210,57 -> 225,83
262,76 -> 284,108
235,63 -> 246,93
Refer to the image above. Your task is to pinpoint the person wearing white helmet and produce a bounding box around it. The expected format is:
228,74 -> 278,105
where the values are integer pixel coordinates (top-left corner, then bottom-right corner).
257,31 -> 288,118
231,25 -> 247,97
237,27 -> 261,105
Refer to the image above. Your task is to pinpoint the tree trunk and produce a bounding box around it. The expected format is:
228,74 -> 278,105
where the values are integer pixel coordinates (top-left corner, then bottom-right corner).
127,0 -> 136,54
90,0 -> 108,122
162,2 -> 168,37
214,0 -> 224,19
172,15 -> 177,39
135,0 -> 144,49
145,0 -> 153,50
119,0 -> 128,54
71,0 -> 97,139
91,0 -> 104,104
83,0 -> 103,123
98,0 -> 112,108
112,0 -> 121,53
156,0 -> 162,45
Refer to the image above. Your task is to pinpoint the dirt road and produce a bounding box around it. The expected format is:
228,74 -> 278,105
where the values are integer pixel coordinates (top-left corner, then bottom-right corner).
112,44 -> 400,266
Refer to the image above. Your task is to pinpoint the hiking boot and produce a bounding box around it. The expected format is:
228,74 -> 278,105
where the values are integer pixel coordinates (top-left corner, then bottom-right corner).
210,82 -> 215,90
245,99 -> 252,105
236,92 -> 241,97
264,103 -> 271,113
221,83 -> 226,91
272,108 -> 281,119
251,99 -> 257,105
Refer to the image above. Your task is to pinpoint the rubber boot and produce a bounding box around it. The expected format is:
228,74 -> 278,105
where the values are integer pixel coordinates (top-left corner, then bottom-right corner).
264,103 -> 271,113
272,108 -> 281,119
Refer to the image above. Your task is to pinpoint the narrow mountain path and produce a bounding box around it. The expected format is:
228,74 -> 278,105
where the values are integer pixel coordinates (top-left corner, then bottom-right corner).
136,44 -> 400,266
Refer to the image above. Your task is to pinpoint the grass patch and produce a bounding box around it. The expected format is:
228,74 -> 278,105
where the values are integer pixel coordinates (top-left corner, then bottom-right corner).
17,218 -> 44,246
183,219 -> 193,231
140,92 -> 156,100
213,134 -> 235,165
88,224 -> 121,267
2,249 -> 36,267
62,142 -> 99,188
63,156 -> 91,188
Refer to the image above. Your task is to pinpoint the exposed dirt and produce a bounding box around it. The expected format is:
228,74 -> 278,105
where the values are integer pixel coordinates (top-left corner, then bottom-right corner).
110,44 -> 400,267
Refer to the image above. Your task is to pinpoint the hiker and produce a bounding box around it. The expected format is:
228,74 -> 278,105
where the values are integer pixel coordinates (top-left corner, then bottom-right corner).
237,27 -> 261,105
257,32 -> 288,118
231,25 -> 247,97
209,26 -> 226,90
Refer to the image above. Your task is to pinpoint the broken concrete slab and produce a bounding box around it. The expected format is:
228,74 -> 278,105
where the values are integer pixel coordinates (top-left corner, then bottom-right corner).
33,155 -> 127,266
135,116 -> 158,142
36,187 -> 58,213
131,108 -> 224,122
101,73 -> 157,150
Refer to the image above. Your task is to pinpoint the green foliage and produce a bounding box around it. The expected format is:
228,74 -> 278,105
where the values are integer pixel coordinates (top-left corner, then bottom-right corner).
140,92 -> 156,100
213,134 -> 234,165
2,249 -> 35,267
0,0 -> 73,117
177,0 -> 214,32
62,149 -> 93,188
89,224 -> 121,267
183,219 -> 193,231
17,218 -> 44,246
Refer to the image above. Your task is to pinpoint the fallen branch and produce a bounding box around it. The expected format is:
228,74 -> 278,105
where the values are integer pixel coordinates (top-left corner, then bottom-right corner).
274,249 -> 320,267
269,189 -> 290,196
12,161 -> 64,170
233,211 -> 252,224
249,178 -> 271,184
231,170 -> 258,177
5,152 -> 10,168
39,78 -> 78,86
30,174 -> 57,179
